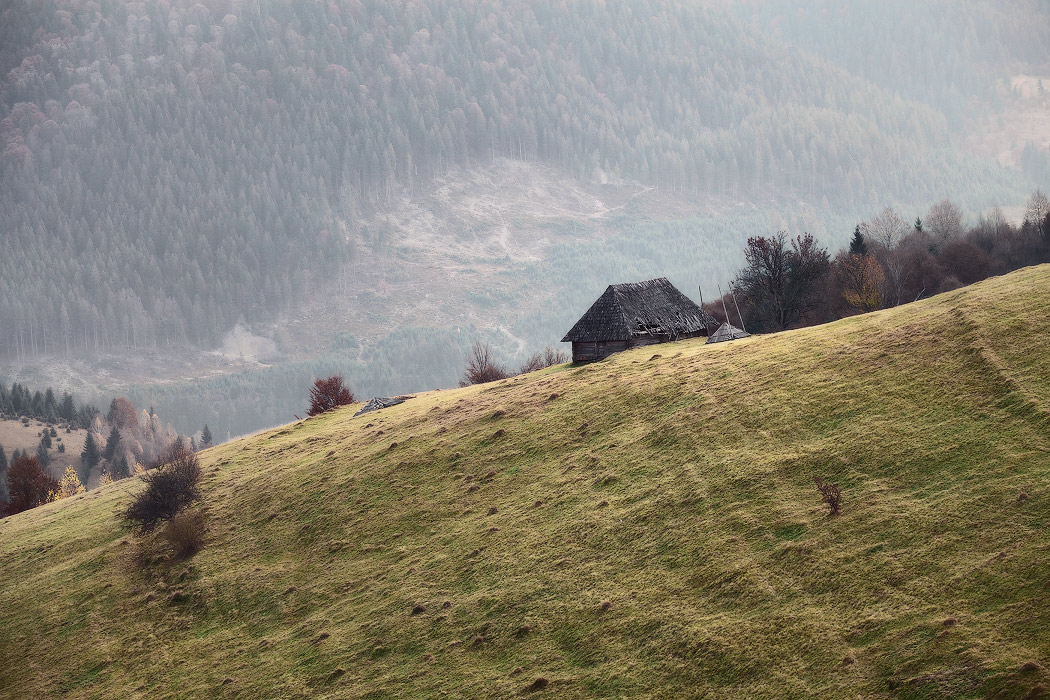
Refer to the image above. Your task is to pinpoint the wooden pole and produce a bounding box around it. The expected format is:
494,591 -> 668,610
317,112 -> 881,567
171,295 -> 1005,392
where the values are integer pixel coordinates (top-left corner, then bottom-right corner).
698,286 -> 712,331
729,283 -> 747,334
717,284 -> 731,325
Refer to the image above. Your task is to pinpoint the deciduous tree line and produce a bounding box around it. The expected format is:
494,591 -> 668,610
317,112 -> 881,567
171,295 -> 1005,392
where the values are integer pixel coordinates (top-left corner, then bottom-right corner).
722,190 -> 1050,332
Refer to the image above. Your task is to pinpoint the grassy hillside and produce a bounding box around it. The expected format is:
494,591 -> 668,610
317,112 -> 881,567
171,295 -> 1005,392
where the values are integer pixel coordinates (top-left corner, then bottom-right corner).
3,267 -> 1050,698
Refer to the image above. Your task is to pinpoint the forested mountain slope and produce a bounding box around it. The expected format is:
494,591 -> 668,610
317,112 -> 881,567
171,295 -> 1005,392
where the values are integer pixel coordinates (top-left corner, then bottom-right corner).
725,0 -> 1050,124
0,0 -> 1032,360
2,266 -> 1050,698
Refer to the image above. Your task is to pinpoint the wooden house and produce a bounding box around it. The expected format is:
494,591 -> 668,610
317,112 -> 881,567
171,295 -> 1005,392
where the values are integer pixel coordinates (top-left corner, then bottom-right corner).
561,277 -> 718,363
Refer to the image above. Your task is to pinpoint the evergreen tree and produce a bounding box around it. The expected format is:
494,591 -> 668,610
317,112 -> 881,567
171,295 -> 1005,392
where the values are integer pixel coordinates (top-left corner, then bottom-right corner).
59,393 -> 76,421
914,216 -> 924,233
112,454 -> 131,480
102,426 -> 121,461
0,444 -> 7,505
201,424 -> 213,447
81,431 -> 101,477
43,388 -> 57,420
36,442 -> 51,469
848,225 -> 867,256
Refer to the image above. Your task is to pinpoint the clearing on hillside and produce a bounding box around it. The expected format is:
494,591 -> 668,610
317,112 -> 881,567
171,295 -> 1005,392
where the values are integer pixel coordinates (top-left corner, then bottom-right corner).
2,266 -> 1050,699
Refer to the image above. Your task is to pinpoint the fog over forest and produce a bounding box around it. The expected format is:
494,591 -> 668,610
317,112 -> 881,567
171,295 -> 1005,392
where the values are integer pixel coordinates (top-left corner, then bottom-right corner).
2,0 -> 1050,438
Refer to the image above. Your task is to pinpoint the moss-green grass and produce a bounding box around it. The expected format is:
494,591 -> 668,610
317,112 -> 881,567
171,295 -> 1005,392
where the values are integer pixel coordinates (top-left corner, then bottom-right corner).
3,266 -> 1050,699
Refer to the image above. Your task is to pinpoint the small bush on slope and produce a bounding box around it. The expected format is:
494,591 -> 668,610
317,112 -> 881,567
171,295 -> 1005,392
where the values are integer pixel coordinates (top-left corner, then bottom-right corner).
121,445 -> 201,533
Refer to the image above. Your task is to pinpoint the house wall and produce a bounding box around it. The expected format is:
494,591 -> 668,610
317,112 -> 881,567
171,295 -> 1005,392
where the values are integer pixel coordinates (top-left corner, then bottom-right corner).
572,330 -> 709,363
571,340 -> 629,363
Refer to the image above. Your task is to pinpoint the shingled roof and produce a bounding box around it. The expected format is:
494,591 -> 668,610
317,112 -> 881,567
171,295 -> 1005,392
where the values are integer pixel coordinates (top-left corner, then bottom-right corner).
705,321 -> 751,344
561,278 -> 718,343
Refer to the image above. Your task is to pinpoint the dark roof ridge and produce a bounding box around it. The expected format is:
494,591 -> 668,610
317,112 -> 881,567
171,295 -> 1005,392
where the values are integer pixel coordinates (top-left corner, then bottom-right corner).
561,277 -> 716,343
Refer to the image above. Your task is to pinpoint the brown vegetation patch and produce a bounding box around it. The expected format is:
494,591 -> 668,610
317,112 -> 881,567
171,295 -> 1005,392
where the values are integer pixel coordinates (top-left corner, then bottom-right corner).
162,511 -> 206,560
526,677 -> 549,692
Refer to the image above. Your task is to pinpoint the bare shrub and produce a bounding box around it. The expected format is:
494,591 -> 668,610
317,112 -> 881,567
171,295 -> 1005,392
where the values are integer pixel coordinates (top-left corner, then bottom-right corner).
814,476 -> 842,515
122,445 -> 201,533
460,341 -> 510,386
307,375 -> 355,416
519,346 -> 569,374
162,510 -> 205,559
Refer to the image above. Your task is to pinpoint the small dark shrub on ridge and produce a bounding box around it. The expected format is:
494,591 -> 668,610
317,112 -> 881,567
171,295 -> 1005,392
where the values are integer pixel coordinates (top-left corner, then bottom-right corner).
122,443 -> 201,533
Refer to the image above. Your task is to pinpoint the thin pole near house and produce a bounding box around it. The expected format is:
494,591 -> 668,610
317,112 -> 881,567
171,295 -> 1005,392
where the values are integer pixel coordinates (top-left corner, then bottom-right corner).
717,284 -> 731,324
729,283 -> 747,334
698,286 -> 713,332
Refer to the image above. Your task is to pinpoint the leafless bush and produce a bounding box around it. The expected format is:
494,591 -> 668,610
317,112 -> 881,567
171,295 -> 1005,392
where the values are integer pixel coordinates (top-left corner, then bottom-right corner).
519,346 -> 569,374
162,510 -> 206,559
122,444 -> 201,533
460,341 -> 510,386
814,477 -> 842,515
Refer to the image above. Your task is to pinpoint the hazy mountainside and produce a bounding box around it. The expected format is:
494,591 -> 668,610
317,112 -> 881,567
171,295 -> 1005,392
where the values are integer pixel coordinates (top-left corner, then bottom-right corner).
0,0 -> 1031,361
725,0 -> 1050,124
3,266 -> 1050,698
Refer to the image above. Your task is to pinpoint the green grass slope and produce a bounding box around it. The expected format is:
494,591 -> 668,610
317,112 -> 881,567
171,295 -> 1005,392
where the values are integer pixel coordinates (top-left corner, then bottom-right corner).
3,267 -> 1050,699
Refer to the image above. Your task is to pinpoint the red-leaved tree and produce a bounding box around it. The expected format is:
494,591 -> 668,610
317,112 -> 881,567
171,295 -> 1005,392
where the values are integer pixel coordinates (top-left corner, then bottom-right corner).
5,455 -> 59,515
308,376 -> 355,416
107,397 -> 139,430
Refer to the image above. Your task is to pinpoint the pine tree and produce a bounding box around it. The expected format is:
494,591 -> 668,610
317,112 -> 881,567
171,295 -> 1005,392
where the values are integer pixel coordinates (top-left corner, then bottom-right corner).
112,454 -> 131,480
914,216 -> 924,233
201,424 -> 213,447
0,445 -> 8,505
59,392 -> 76,421
103,425 -> 121,461
848,225 -> 867,256
43,388 -> 57,420
81,431 -> 101,479
36,442 -> 51,469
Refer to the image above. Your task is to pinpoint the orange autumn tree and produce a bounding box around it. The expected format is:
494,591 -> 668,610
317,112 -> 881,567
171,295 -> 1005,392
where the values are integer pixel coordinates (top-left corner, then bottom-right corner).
838,253 -> 884,313
55,465 -> 86,499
